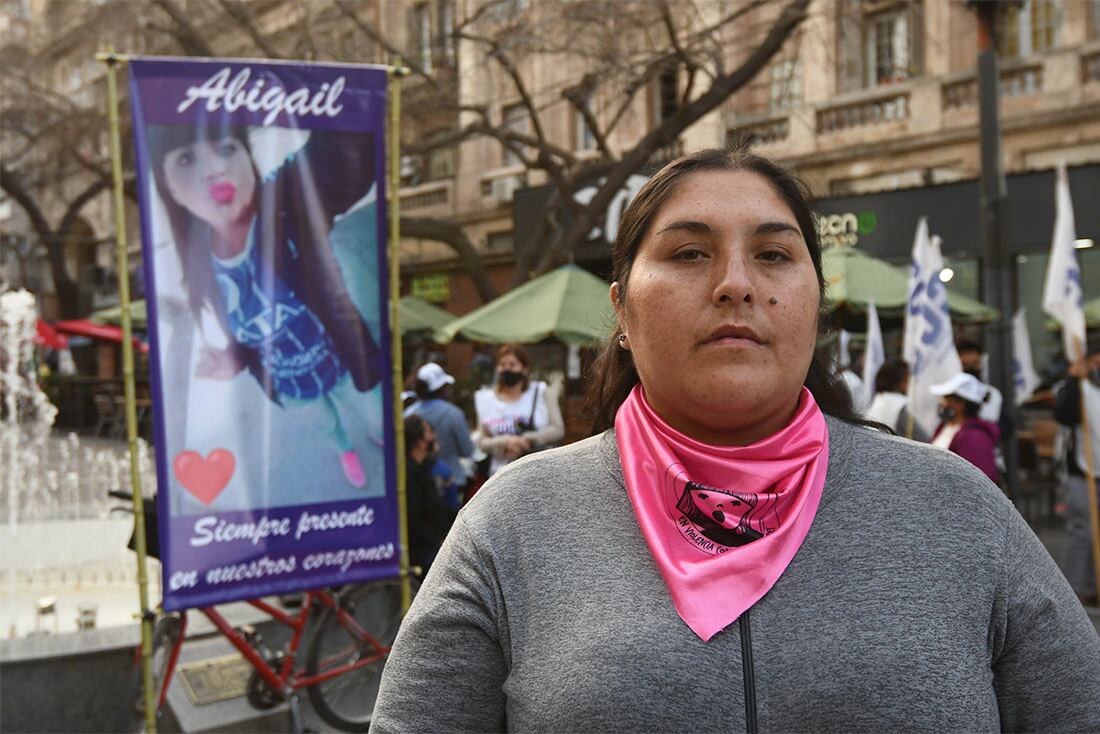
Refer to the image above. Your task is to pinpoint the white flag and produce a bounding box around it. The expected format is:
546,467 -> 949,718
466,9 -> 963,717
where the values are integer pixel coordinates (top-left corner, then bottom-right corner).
904,217 -> 962,435
861,300 -> 884,412
1041,162 -> 1086,360
1011,307 -> 1041,406
838,329 -> 852,368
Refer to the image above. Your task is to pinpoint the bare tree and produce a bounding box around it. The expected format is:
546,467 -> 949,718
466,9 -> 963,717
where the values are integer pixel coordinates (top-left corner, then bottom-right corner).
1,0 -> 811,314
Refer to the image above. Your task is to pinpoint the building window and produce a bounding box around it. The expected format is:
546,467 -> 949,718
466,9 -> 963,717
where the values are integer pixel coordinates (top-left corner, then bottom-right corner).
996,0 -> 1062,58
502,103 -> 528,167
409,3 -> 432,72
487,231 -> 514,253
837,0 -> 923,93
436,0 -> 455,66
651,63 -> 680,127
1091,0 -> 1100,39
769,59 -> 802,111
574,103 -> 596,152
865,7 -> 912,86
426,148 -> 455,181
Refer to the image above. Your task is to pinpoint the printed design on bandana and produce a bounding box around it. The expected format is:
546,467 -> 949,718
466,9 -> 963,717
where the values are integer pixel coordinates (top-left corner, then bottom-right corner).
667,468 -> 781,555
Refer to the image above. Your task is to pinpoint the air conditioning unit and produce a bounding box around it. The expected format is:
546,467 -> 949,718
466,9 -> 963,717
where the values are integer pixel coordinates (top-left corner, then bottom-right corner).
490,175 -> 524,204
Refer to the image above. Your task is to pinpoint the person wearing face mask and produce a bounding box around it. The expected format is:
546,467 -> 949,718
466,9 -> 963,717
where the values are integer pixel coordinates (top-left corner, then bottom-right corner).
1053,340 -> 1100,607
957,338 -> 1015,441
473,344 -> 564,476
929,372 -> 1000,484
404,414 -> 456,572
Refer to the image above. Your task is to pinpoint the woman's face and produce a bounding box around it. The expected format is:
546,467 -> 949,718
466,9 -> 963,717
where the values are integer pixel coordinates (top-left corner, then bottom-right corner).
163,137 -> 256,231
613,169 -> 820,445
497,354 -> 528,376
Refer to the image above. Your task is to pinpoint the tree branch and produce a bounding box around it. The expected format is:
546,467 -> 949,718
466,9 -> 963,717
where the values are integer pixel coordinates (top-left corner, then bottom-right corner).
536,0 -> 811,273
402,216 -> 498,303
217,0 -> 284,58
153,0 -> 216,56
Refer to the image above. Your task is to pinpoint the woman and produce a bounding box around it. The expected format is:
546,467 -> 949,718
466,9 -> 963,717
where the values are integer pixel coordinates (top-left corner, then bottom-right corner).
866,357 -> 928,441
371,151 -> 1100,731
930,372 -> 1000,484
405,362 -> 475,508
147,124 -> 382,489
473,344 -> 564,476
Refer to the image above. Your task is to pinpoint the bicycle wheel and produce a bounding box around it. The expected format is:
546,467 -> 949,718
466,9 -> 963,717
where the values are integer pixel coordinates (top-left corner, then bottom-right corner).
117,615 -> 182,734
305,578 -> 409,732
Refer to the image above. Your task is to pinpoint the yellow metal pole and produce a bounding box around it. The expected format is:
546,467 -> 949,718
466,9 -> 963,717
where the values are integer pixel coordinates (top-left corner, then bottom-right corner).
388,64 -> 412,614
99,50 -> 158,733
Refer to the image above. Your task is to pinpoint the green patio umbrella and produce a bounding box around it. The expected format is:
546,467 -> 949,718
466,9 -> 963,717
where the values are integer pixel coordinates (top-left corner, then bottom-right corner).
435,265 -> 615,345
90,299 -> 147,328
399,296 -> 453,338
91,296 -> 455,337
822,247 -> 998,325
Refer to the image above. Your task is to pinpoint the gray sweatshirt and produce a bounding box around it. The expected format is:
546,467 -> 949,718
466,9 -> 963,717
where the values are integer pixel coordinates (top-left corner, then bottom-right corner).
371,417 -> 1100,733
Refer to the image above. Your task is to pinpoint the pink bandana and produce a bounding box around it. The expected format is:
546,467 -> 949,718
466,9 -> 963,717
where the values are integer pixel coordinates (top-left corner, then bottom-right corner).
615,385 -> 829,641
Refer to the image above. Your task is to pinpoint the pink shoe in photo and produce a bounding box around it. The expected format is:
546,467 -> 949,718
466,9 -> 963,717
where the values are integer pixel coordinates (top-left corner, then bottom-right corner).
340,450 -> 366,488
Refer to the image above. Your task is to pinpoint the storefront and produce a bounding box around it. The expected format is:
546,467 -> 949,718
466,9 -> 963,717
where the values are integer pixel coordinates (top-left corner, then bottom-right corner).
815,163 -> 1100,374
514,163 -> 1100,374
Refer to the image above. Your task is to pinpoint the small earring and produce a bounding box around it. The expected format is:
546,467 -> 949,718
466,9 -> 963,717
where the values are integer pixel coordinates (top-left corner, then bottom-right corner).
618,334 -> 628,349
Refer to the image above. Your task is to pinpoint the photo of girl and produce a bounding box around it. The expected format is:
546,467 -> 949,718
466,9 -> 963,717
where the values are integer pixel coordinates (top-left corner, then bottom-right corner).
144,122 -> 389,513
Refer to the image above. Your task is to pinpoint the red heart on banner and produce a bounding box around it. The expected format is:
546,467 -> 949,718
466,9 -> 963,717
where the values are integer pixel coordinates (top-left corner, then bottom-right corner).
173,449 -> 236,506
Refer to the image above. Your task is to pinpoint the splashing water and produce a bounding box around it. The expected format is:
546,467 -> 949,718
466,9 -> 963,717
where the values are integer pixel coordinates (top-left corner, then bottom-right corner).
1,288 -> 159,637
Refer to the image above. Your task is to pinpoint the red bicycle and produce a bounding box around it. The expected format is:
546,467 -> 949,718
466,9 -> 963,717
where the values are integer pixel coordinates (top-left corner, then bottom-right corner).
112,492 -> 411,733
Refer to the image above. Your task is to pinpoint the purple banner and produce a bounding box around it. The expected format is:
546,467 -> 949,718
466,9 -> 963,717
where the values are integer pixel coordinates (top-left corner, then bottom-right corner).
128,58 -> 397,611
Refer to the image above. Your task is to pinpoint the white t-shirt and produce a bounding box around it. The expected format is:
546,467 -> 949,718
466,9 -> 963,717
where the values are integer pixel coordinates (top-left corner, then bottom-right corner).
475,381 -> 551,475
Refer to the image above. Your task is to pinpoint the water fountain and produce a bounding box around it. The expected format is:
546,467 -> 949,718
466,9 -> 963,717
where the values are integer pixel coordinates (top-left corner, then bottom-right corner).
1,287 -> 159,638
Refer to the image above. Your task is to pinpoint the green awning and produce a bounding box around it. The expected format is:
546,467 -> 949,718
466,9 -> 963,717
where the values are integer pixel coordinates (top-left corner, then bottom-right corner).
822,247 -> 998,324
90,300 -> 147,328
435,265 -> 615,345
399,296 -> 453,337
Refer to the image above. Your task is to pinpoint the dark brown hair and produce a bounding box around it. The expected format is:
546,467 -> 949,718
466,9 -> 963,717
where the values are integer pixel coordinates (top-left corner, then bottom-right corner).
495,343 -> 532,392
147,124 -> 259,323
874,358 -> 910,395
585,148 -> 870,434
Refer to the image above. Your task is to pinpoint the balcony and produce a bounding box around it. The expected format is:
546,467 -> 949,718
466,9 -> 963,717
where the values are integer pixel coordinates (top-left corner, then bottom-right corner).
399,180 -> 452,219
816,89 -> 910,134
1084,48 -> 1100,84
942,61 -> 1044,110
728,114 -> 790,148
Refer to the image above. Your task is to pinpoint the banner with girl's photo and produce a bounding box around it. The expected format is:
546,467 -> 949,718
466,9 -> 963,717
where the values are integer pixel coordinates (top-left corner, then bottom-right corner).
129,58 -> 397,610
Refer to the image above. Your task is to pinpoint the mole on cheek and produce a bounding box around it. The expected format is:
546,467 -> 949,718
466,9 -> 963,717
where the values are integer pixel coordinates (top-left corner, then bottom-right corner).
769,297 -> 778,305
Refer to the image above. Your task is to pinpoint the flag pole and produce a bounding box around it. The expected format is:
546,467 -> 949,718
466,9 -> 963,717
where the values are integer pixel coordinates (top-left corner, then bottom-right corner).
387,62 -> 412,615
1072,337 -> 1100,602
98,48 -> 157,734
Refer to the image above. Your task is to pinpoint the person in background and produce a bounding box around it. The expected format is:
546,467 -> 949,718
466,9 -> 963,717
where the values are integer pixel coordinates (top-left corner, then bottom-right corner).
406,362 -> 474,508
474,344 -> 564,476
372,149 -> 1100,731
1053,340 -> 1100,608
866,358 -> 928,441
957,338 -> 1015,437
404,414 -> 455,572
839,346 -> 868,415
930,372 -> 1000,484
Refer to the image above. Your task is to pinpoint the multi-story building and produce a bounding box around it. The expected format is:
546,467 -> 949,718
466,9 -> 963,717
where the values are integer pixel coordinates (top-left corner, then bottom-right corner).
397,0 -> 1100,374
3,0 -> 1098,374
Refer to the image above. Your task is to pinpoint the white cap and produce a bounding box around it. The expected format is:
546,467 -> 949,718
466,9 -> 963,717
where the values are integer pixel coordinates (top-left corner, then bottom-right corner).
416,362 -> 455,393
929,372 -> 988,404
